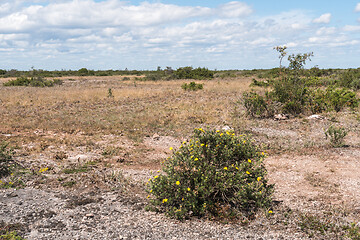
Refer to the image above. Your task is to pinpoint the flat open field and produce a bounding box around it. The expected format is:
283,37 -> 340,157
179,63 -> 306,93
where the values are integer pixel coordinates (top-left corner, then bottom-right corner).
1,75 -> 360,239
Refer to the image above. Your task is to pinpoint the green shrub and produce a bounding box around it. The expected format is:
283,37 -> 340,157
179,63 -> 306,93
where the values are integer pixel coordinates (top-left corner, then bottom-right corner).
0,143 -> 13,178
181,82 -> 203,91
338,69 -> 360,90
3,76 -> 63,87
175,67 -> 213,80
147,129 -> 274,220
242,91 -> 274,118
308,89 -> 327,114
325,125 -> 348,147
325,88 -> 359,112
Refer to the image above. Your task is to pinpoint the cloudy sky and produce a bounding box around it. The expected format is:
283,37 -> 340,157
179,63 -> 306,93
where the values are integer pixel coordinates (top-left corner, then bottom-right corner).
0,0 -> 360,70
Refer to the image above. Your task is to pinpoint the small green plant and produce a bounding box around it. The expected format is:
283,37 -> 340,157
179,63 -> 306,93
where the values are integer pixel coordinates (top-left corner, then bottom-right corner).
0,143 -> 13,178
0,231 -> 26,240
62,180 -> 76,187
181,82 -> 203,91
345,223 -> 360,240
325,125 -> 348,147
62,161 -> 96,174
147,128 -> 273,221
107,88 -> 114,98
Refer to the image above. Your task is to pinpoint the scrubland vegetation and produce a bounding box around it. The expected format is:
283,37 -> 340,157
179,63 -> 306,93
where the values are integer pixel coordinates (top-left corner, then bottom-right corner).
1,48 -> 360,239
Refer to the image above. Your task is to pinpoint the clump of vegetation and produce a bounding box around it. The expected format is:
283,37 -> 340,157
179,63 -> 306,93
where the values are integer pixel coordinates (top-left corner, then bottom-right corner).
3,76 -> 63,87
242,91 -> 275,118
107,88 -> 114,98
338,69 -> 360,90
0,231 -> 26,240
181,82 -> 203,91
242,46 -> 359,117
0,143 -> 13,178
145,66 -> 214,81
325,125 -> 348,147
147,129 -> 274,221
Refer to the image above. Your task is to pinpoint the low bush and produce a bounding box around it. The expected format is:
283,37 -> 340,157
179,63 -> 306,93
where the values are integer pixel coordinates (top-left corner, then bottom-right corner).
147,129 -> 274,220
325,125 -> 348,147
3,76 -> 63,87
181,82 -> 203,91
325,87 -> 359,112
242,47 -> 359,118
242,91 -> 275,118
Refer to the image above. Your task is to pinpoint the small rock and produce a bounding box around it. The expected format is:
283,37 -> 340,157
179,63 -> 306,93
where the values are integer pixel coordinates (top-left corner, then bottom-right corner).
274,114 -> 288,121
152,133 -> 160,140
307,114 -> 325,120
85,213 -> 94,218
222,126 -> 231,131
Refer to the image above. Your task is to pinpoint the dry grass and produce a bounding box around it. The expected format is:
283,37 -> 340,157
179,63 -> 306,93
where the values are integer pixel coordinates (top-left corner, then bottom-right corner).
0,77 -> 253,140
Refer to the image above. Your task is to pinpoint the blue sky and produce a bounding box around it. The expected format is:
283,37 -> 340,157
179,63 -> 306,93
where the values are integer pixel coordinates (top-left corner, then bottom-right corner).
0,0 -> 360,70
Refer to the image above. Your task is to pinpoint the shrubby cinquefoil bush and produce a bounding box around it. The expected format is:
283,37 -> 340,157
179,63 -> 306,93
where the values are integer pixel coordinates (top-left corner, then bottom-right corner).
146,129 -> 274,220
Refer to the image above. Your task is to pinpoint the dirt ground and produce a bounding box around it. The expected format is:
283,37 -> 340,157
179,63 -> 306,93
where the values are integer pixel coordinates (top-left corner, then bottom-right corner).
1,76 -> 360,239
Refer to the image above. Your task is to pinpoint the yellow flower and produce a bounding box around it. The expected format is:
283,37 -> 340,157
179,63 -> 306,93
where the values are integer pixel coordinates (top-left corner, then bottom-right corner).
187,188 -> 191,191
261,152 -> 265,156
216,130 -> 220,133
148,178 -> 152,182
182,198 -> 184,201
150,189 -> 153,193
169,147 -> 173,150
147,195 -> 150,198
246,171 -> 250,175
9,182 -> 13,185
243,140 -> 246,144
257,177 -> 262,181
226,131 -> 230,135
248,159 -> 251,163
176,181 -> 180,185
183,141 -> 186,144
201,143 -> 205,146
224,167 -> 228,170
236,167 -> 239,170
162,198 -> 168,203
157,170 -> 160,173
154,175 -> 159,179
194,158 -> 198,161
220,133 -> 223,136
268,210 -> 273,214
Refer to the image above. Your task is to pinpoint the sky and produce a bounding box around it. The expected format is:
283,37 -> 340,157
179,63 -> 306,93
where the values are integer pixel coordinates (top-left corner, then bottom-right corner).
0,0 -> 360,70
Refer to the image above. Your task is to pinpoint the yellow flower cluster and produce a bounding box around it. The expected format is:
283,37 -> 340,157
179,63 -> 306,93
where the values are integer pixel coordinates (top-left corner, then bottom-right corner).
39,167 -> 48,173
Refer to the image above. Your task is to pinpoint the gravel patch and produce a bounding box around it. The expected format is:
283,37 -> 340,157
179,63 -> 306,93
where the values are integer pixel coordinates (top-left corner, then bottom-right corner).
1,188 -> 306,240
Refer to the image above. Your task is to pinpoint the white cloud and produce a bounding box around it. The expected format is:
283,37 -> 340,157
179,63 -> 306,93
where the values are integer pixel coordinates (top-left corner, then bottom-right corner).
316,27 -> 336,35
344,25 -> 360,31
0,1 -> 358,69
313,13 -> 331,24
218,1 -> 253,18
355,3 -> 360,12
